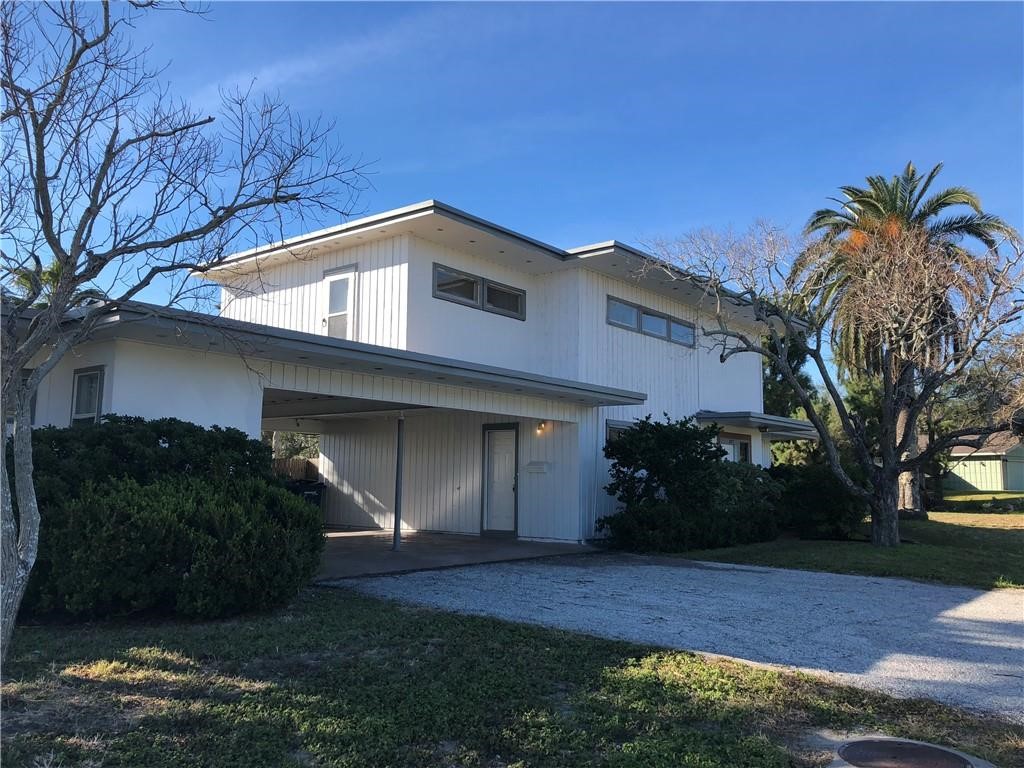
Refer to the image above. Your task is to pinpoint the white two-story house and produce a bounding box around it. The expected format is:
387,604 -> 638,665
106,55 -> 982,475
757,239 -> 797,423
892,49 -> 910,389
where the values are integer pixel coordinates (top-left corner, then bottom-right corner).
23,201 -> 815,542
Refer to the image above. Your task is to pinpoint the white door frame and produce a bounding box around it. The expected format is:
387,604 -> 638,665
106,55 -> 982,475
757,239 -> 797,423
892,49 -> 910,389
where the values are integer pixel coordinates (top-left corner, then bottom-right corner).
481,422 -> 518,535
320,266 -> 356,340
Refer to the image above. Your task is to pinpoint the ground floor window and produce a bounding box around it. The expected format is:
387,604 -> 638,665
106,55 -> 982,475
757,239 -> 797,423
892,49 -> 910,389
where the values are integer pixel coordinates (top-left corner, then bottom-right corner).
719,432 -> 751,463
72,366 -> 104,425
605,419 -> 634,445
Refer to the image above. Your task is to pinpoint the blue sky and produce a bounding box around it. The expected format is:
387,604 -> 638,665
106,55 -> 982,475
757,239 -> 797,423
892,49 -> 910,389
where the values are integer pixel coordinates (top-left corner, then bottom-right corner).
136,1 -> 1023,251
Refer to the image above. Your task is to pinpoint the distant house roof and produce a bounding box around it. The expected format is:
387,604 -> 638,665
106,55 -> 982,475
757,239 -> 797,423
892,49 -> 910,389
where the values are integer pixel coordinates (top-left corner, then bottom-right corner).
949,432 -> 1023,457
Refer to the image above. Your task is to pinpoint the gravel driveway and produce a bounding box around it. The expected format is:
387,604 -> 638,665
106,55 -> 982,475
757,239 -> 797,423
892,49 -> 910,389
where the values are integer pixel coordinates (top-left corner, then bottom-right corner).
349,553 -> 1024,722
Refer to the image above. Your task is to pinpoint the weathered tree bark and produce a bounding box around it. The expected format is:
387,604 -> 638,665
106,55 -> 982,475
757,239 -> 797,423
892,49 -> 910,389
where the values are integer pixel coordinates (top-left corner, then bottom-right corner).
1,400 -> 40,669
872,478 -> 901,547
896,404 -> 927,519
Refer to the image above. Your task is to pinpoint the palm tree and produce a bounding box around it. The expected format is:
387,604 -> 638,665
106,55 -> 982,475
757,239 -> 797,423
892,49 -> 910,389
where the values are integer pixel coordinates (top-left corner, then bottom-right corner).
801,162 -> 1017,518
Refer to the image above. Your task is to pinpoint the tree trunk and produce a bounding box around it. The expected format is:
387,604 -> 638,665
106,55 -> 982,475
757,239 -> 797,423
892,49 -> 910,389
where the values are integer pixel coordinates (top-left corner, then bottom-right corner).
871,479 -> 901,547
895,404 -> 927,520
1,400 -> 41,670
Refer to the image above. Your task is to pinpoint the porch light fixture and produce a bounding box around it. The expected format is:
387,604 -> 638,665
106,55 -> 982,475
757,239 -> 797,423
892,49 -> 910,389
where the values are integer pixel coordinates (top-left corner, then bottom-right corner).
536,421 -> 547,435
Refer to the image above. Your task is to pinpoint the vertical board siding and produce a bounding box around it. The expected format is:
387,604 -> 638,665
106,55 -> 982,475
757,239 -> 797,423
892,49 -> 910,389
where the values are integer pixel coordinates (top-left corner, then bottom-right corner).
319,410 -> 581,541
220,235 -> 408,348
946,457 -> 1006,492
257,359 -> 584,423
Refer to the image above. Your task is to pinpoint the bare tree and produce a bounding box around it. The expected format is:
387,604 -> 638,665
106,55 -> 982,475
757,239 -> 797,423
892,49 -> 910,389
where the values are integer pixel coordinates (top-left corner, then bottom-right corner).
1,0 -> 366,664
649,225 -> 1023,547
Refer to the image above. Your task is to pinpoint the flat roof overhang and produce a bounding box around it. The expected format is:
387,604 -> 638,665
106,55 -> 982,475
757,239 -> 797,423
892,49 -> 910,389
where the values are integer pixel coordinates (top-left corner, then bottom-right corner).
198,200 -> 769,325
696,410 -> 819,441
84,303 -> 647,408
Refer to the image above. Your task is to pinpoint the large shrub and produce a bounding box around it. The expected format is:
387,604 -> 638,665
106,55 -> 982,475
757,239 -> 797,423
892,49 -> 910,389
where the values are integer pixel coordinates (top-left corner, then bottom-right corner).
769,463 -> 867,540
20,417 -> 324,620
598,416 -> 782,551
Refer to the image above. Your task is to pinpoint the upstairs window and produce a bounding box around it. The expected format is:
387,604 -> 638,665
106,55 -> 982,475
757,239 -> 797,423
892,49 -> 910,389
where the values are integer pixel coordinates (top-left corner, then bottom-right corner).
607,298 -> 639,330
670,320 -> 695,346
433,265 -> 480,306
640,311 -> 668,338
72,367 -> 104,425
433,263 -> 526,321
484,282 -> 525,319
324,270 -> 355,340
607,295 -> 695,347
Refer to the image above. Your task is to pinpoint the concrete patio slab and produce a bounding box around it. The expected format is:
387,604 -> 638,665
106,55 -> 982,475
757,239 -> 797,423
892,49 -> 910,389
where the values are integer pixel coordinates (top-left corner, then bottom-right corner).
316,530 -> 592,580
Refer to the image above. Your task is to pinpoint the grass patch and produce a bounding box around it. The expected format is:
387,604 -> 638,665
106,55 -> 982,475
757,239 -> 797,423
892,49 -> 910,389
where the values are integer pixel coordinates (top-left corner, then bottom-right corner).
944,491 -> 1024,502
940,490 -> 1024,512
685,512 -> 1024,589
3,589 -> 1021,767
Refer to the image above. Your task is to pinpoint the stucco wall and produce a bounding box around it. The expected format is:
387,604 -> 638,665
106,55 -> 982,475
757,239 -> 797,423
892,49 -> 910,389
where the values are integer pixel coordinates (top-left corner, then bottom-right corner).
31,339 -> 264,436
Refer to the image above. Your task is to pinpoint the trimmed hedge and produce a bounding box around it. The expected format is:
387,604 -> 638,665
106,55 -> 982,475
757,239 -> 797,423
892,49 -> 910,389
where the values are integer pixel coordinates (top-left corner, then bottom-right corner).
20,417 -> 323,620
597,416 -> 782,551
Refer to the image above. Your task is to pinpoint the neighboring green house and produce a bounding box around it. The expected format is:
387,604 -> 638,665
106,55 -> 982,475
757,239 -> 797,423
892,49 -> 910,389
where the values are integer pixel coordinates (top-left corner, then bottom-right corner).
945,433 -> 1024,492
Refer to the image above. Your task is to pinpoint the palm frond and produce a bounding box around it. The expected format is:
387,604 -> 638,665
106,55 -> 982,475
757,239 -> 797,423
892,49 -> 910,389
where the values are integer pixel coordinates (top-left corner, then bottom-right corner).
914,187 -> 984,222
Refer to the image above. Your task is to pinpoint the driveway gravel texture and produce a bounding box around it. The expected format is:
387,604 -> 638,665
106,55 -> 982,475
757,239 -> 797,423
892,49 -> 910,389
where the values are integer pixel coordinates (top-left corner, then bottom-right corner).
349,553 -> 1024,722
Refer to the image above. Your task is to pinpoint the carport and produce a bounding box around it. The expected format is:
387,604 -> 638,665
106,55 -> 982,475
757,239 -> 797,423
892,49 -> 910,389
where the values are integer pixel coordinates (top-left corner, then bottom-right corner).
234,315 -> 645,552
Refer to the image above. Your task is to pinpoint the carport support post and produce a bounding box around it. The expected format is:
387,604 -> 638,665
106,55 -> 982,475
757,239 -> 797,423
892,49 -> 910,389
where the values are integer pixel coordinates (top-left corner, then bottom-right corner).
391,412 -> 405,551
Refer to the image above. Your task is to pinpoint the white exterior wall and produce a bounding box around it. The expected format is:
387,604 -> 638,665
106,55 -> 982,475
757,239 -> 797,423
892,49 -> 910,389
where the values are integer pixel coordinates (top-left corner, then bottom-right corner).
404,237 -> 561,375
220,235 -> 409,348
30,340 -> 263,436
30,341 -> 118,429
320,411 -> 581,541
212,233 -> 773,539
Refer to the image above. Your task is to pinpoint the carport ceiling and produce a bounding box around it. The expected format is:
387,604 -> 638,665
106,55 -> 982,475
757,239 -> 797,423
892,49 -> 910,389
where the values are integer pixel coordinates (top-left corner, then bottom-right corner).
263,389 -> 429,419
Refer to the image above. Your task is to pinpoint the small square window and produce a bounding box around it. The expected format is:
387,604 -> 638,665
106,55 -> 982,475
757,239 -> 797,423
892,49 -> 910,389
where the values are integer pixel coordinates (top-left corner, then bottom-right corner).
670,320 -> 695,346
607,298 -> 639,329
641,312 -> 668,338
72,368 -> 103,425
434,265 -> 480,305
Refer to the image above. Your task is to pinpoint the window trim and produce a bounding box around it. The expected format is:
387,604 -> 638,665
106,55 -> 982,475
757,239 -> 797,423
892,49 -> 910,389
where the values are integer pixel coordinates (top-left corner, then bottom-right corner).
432,263 -> 526,321
606,297 -> 640,331
605,419 -> 635,444
719,431 -> 752,463
71,366 -> 105,425
322,265 -> 357,340
669,319 -> 696,347
432,263 -> 482,309
606,295 -> 696,347
482,279 -> 527,320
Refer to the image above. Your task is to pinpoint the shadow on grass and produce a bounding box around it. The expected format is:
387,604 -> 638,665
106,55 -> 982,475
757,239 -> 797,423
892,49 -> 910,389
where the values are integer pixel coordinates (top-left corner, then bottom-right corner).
3,589 -> 1022,768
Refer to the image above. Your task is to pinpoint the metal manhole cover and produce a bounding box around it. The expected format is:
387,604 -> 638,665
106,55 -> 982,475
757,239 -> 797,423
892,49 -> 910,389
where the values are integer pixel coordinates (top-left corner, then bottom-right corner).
838,739 -> 973,768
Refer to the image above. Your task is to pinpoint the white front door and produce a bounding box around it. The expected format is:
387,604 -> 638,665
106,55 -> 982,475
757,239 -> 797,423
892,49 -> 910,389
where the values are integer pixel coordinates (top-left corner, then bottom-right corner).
484,427 -> 517,533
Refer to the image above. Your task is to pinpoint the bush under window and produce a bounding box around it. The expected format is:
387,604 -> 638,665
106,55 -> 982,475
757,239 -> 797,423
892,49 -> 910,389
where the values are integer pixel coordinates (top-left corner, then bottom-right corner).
597,415 -> 782,551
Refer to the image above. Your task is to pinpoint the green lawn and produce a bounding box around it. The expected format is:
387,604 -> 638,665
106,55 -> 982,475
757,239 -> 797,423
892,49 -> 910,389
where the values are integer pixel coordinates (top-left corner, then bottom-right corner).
686,512 -> 1024,589
4,589 -> 1021,768
944,491 -> 1024,502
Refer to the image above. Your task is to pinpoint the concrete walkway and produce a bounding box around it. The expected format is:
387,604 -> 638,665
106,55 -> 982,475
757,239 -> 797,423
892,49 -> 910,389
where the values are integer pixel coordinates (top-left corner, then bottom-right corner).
317,530 -> 591,580
350,553 -> 1024,722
